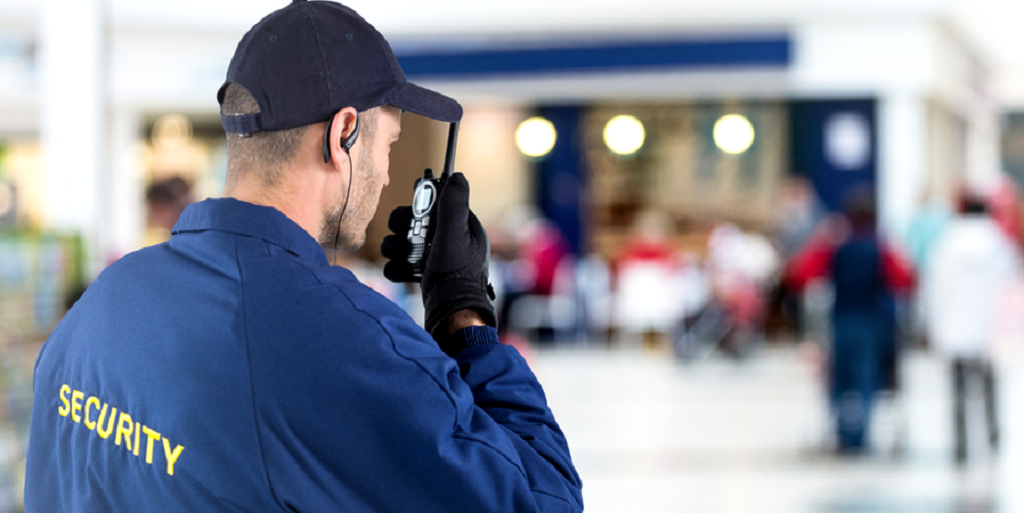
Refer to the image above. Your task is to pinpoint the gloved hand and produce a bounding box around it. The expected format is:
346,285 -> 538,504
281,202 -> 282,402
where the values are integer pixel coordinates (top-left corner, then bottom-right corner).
380,173 -> 496,342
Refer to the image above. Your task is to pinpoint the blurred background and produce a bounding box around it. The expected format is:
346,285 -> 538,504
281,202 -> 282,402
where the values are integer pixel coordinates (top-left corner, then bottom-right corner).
6,0 -> 1024,511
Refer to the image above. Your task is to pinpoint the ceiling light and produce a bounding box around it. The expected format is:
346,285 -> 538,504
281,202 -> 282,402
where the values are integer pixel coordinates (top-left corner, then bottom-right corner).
603,115 -> 646,156
515,117 -> 557,158
713,114 -> 755,155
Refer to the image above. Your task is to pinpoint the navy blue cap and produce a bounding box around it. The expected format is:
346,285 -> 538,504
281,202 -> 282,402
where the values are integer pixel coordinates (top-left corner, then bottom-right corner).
218,0 -> 462,134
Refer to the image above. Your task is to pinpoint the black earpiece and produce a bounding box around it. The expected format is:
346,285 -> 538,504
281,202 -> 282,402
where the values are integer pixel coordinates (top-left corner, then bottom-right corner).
322,115 -> 361,163
343,116 -> 360,151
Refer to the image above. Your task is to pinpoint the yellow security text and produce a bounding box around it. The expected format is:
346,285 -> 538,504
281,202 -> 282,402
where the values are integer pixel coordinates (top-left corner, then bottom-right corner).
57,384 -> 185,477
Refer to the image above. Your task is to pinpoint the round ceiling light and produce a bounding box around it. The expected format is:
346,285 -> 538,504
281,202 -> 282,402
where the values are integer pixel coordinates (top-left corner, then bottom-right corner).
515,117 -> 557,158
825,112 -> 871,170
713,114 -> 755,155
603,115 -> 646,156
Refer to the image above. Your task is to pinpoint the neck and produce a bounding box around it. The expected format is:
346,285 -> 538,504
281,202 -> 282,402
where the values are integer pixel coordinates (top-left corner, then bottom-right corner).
223,170 -> 324,241
222,128 -> 346,244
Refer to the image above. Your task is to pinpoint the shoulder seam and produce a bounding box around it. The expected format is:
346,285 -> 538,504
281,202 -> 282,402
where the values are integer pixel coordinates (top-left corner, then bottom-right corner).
307,267 -> 532,481
530,488 -> 574,507
451,431 -> 529,480
320,272 -> 462,423
292,264 -> 468,426
269,260 -> 531,483
234,237 -> 291,513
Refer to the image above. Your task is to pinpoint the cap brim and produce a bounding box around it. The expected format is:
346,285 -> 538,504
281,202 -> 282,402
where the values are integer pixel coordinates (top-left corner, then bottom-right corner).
389,82 -> 463,123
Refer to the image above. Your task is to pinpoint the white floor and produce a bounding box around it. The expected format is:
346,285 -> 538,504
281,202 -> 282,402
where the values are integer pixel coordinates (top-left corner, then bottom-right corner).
529,345 -> 1024,513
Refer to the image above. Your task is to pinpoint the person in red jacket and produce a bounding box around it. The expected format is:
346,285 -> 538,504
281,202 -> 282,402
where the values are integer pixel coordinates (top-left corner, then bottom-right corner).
787,186 -> 913,453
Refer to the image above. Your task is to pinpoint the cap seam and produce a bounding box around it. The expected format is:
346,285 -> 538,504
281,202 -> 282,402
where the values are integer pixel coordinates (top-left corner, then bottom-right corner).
300,3 -> 334,113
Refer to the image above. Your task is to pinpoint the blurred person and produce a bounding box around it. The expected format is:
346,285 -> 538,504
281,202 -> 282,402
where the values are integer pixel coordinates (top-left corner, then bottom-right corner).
701,222 -> 779,358
905,191 -> 951,273
509,216 -> 572,342
522,217 -> 570,298
616,210 -> 679,347
491,206 -> 534,340
904,191 -> 952,349
670,251 -> 713,360
924,194 -> 1023,464
774,176 -> 826,259
618,209 -> 676,263
989,175 -> 1024,243
785,213 -> 850,341
789,186 -> 913,453
575,252 -> 614,344
829,189 -> 913,454
771,178 -> 825,340
143,176 -> 193,246
25,2 -> 582,512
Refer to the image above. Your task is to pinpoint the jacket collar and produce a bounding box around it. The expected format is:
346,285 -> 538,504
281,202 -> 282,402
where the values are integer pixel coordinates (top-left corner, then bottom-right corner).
172,198 -> 329,266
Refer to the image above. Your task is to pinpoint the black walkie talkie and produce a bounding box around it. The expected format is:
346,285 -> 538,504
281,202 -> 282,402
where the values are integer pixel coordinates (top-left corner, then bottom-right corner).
407,122 -> 459,281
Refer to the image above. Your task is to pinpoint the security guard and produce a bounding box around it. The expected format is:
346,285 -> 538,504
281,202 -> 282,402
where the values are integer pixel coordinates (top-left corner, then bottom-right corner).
25,2 -> 583,511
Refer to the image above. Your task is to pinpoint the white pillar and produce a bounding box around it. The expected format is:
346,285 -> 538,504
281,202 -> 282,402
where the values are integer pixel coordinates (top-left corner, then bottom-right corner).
107,109 -> 144,259
965,97 -> 1002,194
39,0 -> 105,277
877,94 -> 928,242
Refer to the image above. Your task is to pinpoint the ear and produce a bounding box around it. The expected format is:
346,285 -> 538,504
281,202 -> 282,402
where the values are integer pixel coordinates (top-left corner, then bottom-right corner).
325,107 -> 359,169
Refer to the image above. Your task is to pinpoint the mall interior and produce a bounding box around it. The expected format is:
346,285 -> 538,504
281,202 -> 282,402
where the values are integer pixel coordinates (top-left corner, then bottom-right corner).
5,0 -> 1024,511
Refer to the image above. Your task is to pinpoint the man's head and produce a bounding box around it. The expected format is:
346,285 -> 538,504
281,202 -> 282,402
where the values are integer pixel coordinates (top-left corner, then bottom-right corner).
218,0 -> 460,251
316,105 -> 403,250
960,194 -> 990,217
146,177 -> 192,231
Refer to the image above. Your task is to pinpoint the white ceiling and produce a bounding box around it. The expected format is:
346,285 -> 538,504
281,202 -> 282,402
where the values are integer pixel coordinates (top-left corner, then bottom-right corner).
8,0 -> 1024,103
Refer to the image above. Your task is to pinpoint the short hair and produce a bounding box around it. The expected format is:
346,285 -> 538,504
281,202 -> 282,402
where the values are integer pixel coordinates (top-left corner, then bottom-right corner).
841,183 -> 876,230
146,177 -> 190,206
221,84 -> 380,189
221,83 -> 311,188
961,195 -> 989,215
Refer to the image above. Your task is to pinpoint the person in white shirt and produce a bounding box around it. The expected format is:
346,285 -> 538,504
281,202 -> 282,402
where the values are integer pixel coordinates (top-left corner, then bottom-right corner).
925,195 -> 1023,464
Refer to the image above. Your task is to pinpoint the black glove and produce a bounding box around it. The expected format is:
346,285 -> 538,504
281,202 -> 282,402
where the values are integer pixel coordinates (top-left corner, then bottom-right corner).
380,173 -> 496,341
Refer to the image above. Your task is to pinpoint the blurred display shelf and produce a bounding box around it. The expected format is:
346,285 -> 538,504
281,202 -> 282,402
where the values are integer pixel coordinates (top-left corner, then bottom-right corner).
0,230 -> 81,512
0,230 -> 83,341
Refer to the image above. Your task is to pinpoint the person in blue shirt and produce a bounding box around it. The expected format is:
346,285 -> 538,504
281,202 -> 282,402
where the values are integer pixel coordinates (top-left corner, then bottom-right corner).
25,1 -> 583,511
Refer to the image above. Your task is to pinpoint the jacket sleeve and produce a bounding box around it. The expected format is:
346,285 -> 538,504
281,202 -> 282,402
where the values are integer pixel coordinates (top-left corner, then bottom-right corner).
880,243 -> 915,293
451,327 -> 583,511
785,239 -> 834,292
248,286 -> 583,513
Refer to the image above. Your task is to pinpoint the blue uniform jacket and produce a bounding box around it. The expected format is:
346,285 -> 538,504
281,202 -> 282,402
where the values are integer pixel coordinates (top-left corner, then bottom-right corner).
26,198 -> 583,512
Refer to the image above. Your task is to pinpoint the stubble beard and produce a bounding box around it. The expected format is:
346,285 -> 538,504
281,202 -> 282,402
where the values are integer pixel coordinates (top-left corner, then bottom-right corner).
317,147 -> 376,252
317,202 -> 344,249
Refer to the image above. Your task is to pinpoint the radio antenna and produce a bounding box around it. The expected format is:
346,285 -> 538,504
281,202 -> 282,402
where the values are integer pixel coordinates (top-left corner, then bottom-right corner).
441,122 -> 459,179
